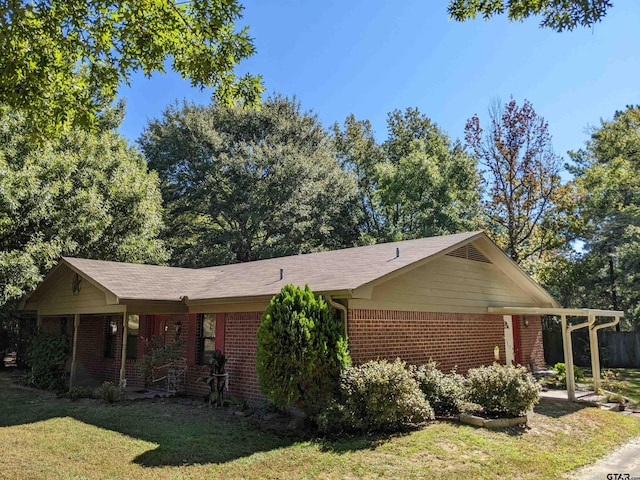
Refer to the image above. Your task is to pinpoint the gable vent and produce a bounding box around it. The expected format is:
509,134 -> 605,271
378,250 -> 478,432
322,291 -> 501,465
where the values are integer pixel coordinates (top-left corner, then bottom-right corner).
446,244 -> 491,263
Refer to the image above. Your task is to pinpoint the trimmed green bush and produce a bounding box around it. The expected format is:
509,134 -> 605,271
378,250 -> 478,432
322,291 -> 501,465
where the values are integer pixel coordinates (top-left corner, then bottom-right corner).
256,284 -> 350,416
96,381 -> 125,403
552,362 -> 584,388
317,359 -> 434,433
465,363 -> 540,417
26,333 -> 69,391
411,361 -> 465,417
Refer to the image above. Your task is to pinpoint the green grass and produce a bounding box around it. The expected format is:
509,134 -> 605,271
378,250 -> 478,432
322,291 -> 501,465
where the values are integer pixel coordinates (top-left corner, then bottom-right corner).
580,367 -> 640,403
2,371 -> 640,479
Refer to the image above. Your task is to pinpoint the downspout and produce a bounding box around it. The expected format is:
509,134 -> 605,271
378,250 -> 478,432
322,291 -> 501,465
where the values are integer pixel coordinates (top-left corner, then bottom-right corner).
326,295 -> 348,338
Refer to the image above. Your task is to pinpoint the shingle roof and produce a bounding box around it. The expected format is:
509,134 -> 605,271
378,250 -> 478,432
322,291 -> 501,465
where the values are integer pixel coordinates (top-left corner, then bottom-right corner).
63,231 -> 484,302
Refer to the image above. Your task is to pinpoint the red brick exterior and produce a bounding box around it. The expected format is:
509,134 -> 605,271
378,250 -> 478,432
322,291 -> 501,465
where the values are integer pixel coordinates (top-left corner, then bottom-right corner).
224,312 -> 263,403
41,308 -> 545,404
519,315 -> 546,370
348,309 -> 545,374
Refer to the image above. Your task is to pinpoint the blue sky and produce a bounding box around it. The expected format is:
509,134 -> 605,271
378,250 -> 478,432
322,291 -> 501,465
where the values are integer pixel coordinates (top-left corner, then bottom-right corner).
118,0 -> 640,174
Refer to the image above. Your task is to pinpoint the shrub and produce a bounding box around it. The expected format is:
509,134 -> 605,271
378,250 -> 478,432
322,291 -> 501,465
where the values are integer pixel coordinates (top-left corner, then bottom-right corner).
66,386 -> 95,400
256,284 -> 350,416
318,359 -> 434,433
96,381 -> 125,403
26,333 -> 69,391
138,335 -> 184,385
465,363 -> 540,417
410,361 -> 465,417
553,362 -> 584,388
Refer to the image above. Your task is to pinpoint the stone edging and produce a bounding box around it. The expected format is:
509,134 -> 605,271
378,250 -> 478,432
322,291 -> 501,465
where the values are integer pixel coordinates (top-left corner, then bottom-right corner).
459,413 -> 528,429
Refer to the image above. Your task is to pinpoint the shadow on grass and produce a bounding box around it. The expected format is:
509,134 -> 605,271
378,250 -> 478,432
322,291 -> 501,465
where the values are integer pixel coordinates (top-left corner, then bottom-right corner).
314,429 -> 411,454
0,371 -> 299,467
534,397 -> 591,418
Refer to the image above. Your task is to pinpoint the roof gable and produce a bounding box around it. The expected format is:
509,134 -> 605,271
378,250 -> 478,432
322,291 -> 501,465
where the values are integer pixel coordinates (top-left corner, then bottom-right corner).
22,231 -> 559,309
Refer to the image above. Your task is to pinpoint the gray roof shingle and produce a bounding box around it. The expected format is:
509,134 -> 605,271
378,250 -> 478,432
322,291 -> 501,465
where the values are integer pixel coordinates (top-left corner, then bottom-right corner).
64,231 -> 483,302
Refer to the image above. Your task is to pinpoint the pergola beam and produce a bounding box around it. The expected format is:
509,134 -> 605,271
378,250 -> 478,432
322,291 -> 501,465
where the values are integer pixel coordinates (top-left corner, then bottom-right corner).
488,307 -> 624,317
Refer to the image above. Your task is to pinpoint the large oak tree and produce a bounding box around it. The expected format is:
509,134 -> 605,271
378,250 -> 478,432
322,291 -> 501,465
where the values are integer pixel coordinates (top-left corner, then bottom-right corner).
141,96 -> 359,266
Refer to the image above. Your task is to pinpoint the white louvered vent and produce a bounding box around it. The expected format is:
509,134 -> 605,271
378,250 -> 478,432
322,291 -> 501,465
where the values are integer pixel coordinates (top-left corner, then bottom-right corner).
446,244 -> 491,263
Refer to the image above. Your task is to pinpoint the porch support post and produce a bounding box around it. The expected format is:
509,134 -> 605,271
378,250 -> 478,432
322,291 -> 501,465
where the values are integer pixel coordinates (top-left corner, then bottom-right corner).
69,314 -> 80,389
588,315 -> 599,392
560,314 -> 576,401
37,315 -> 42,329
591,315 -> 621,392
119,307 -> 128,385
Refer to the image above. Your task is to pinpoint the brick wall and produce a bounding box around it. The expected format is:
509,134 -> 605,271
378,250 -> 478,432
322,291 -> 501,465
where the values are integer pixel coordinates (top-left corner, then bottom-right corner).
224,312 -> 264,403
44,309 -> 547,400
518,315 -> 545,369
348,309 -> 508,373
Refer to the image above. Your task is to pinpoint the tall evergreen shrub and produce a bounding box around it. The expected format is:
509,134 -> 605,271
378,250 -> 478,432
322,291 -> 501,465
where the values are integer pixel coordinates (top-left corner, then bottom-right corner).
256,284 -> 350,416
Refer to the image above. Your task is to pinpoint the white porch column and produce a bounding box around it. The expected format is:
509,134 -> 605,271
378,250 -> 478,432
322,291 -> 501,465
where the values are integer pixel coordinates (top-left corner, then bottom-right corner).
119,308 -> 128,384
560,314 -> 576,401
69,314 -> 80,389
588,315 -> 599,392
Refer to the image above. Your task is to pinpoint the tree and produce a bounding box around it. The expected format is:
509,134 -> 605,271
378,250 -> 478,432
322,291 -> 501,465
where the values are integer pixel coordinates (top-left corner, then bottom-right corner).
464,98 -> 574,270
255,284 -> 350,416
332,115 -> 385,243
333,108 -> 481,243
447,0 -> 612,32
0,105 -> 168,348
141,96 -> 359,266
569,106 -> 640,329
378,108 -> 481,240
0,0 -> 262,137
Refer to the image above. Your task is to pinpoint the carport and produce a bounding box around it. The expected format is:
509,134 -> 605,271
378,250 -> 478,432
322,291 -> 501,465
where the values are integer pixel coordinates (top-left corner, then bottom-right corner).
488,307 -> 624,401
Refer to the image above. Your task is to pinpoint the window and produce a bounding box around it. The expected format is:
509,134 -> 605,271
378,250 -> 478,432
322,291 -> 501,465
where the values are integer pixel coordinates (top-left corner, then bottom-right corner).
197,314 -> 216,365
104,315 -> 139,359
126,315 -> 139,360
104,316 -> 117,358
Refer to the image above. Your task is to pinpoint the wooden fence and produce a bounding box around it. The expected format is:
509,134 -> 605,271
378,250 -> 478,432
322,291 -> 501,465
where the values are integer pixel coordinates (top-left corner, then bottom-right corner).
543,329 -> 640,368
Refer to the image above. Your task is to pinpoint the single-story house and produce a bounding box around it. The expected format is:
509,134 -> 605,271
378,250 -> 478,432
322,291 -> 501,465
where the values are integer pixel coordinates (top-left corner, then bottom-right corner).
22,231 -> 563,403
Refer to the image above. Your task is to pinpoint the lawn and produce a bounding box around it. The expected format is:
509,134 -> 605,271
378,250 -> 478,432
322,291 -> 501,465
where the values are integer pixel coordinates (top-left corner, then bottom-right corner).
2,371 -> 640,480
579,367 -> 640,403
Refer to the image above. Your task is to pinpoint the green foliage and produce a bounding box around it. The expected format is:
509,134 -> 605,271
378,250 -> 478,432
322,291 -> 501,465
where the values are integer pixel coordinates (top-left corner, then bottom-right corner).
601,369 -> 628,394
65,386 -> 96,400
26,333 -> 69,391
256,284 -> 350,416
0,0 -> 262,138
142,96 -> 359,266
551,362 -> 584,388
465,364 -> 540,417
0,106 -> 168,329
465,98 -> 574,271
96,381 -> 125,403
317,359 -> 434,433
410,361 -> 465,417
334,108 -> 481,243
568,106 -> 640,329
137,336 -> 184,385
448,0 -> 612,32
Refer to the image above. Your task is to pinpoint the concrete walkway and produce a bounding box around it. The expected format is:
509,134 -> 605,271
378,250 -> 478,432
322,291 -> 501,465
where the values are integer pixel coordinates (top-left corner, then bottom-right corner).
570,437 -> 640,479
